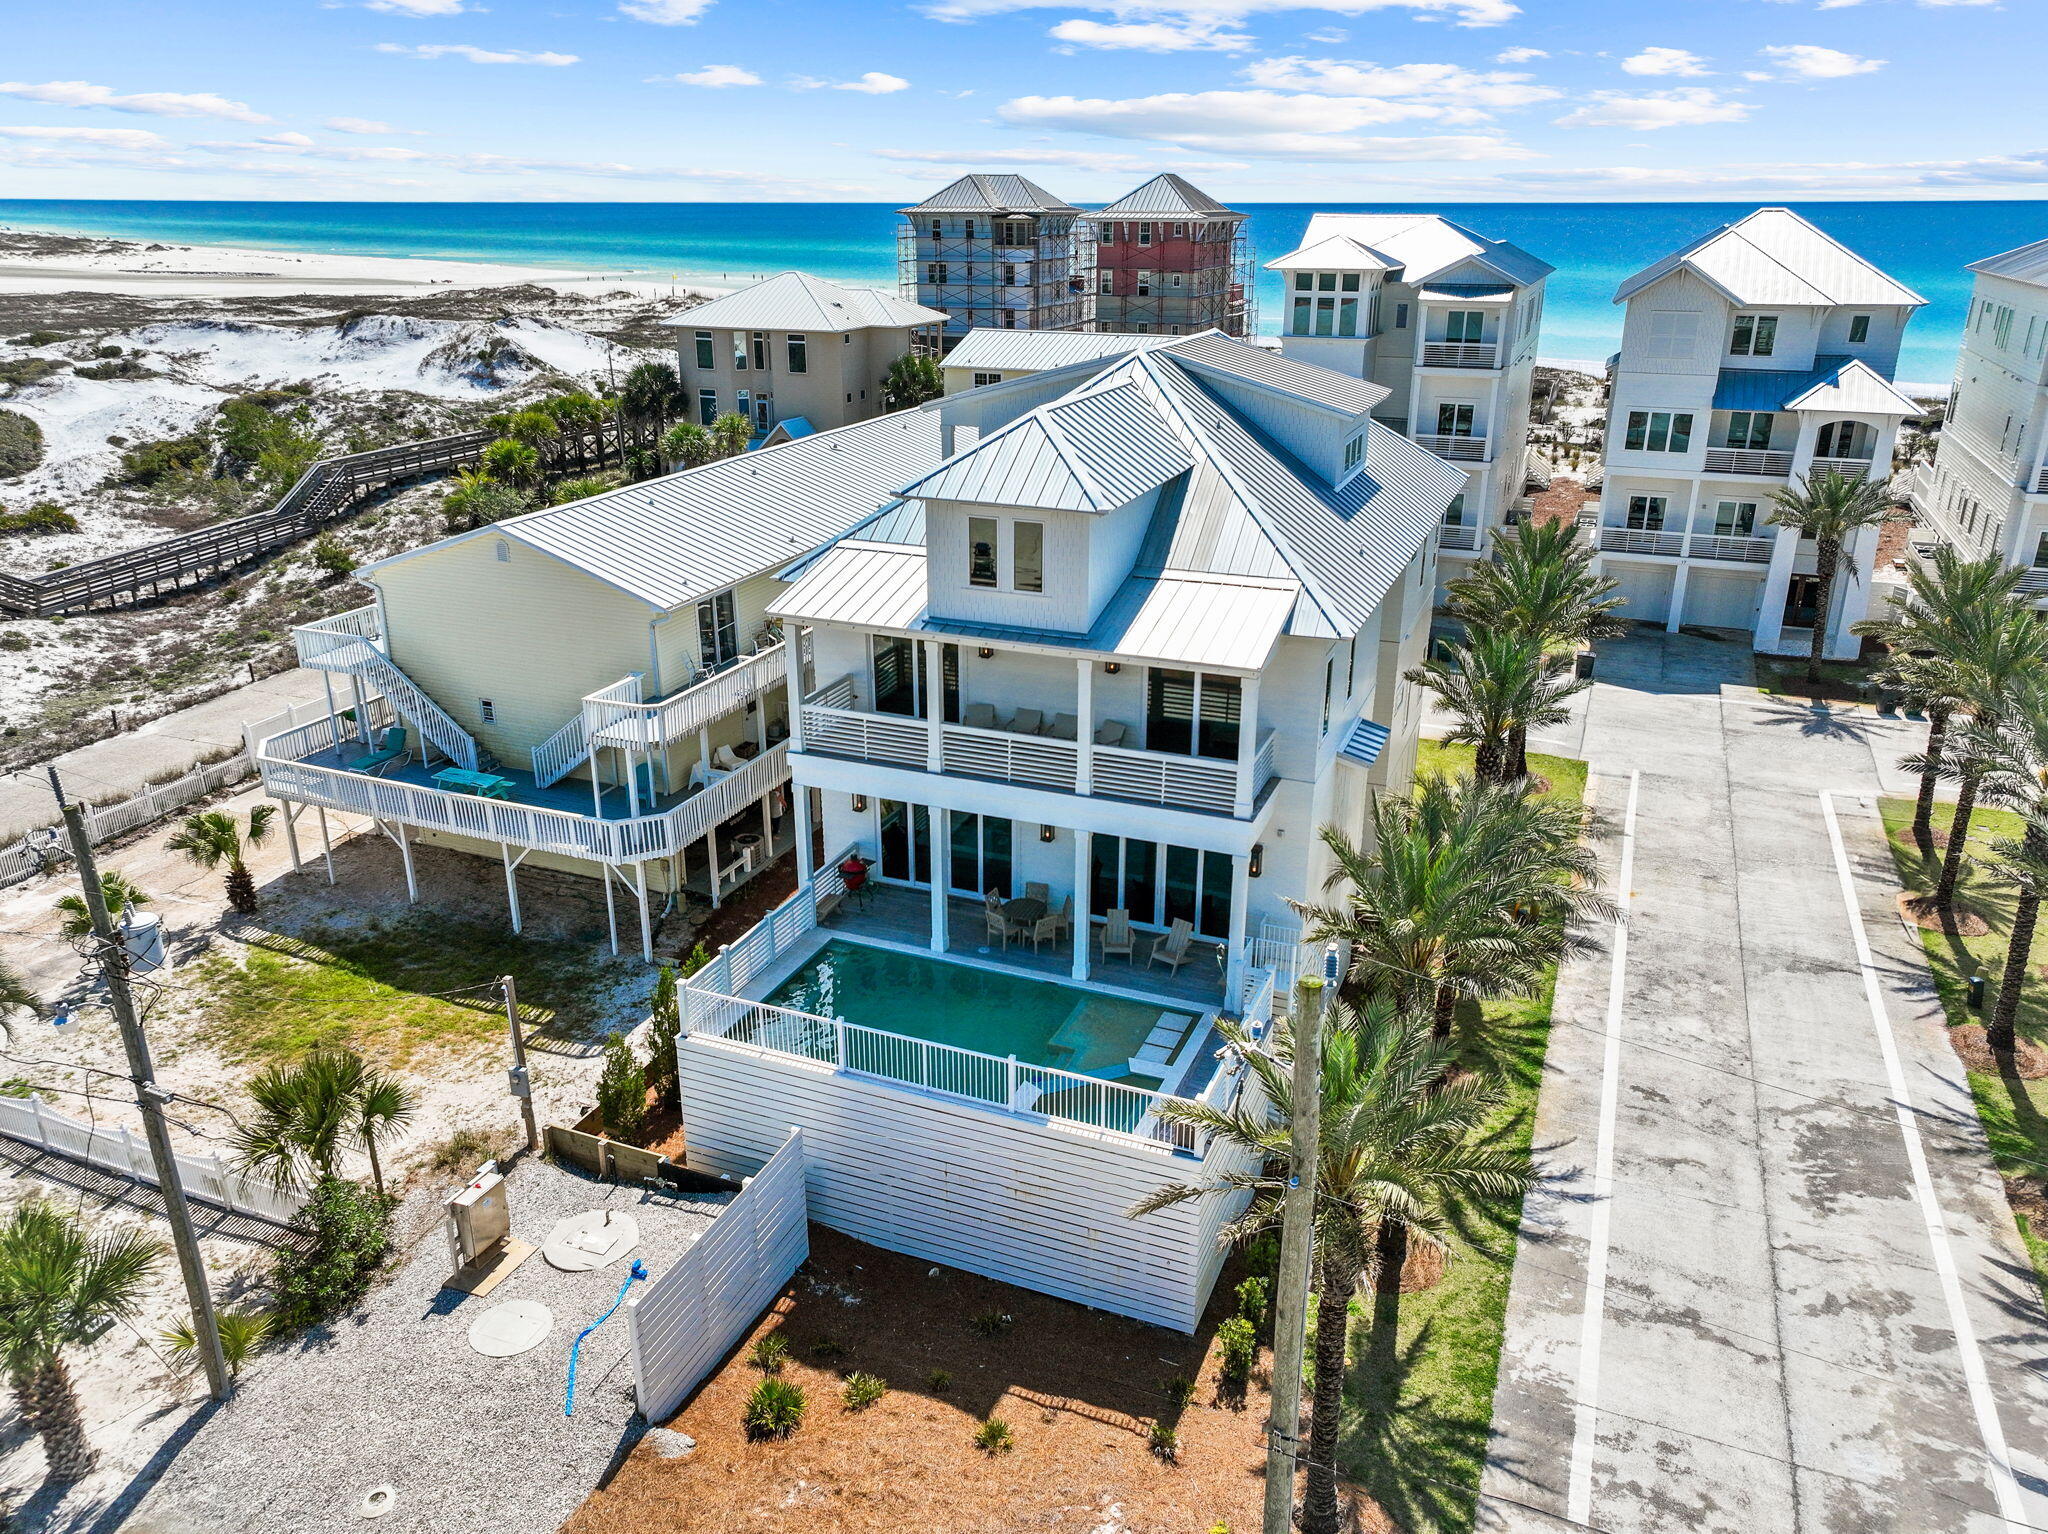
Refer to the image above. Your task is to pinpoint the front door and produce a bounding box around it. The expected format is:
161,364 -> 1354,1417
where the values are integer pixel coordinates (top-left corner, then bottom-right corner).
1782,575 -> 1821,629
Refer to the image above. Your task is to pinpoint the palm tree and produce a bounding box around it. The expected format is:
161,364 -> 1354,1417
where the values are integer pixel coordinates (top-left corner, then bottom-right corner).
1987,816 -> 2048,1058
1445,517 -> 1626,657
352,1065 -> 419,1198
167,806 -> 274,913
711,411 -> 753,459
618,361 -> 683,427
1296,774 -> 1609,1041
479,437 -> 540,490
880,352 -> 943,411
1766,469 -> 1898,685
1956,675 -> 2048,1051
54,870 -> 152,941
660,421 -> 717,471
1853,547 -> 2038,838
1131,1001 -> 1529,1534
232,1048 -> 417,1196
1407,630 -> 1586,784
0,955 -> 40,1034
0,1200 -> 161,1480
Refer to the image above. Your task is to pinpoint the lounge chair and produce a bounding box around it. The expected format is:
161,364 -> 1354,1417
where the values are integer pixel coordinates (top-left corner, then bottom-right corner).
963,702 -> 998,730
1006,708 -> 1043,736
1100,907 -> 1136,960
1027,913 -> 1062,952
1025,881 -> 1051,906
1094,720 -> 1130,748
1044,713 -> 1078,741
1149,918 -> 1196,974
711,744 -> 745,772
687,758 -> 729,792
347,727 -> 408,776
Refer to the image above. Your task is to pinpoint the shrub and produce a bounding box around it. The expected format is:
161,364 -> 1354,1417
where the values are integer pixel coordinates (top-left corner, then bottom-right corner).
1148,1421 -> 1179,1461
15,330 -> 65,346
675,941 -> 712,979
548,475 -> 615,506
749,1334 -> 789,1374
442,477 -> 525,533
426,1126 -> 503,1174
841,1372 -> 888,1411
501,408 -> 561,447
118,433 -> 209,486
1234,1275 -> 1270,1333
310,536 -> 357,581
968,1308 -> 1013,1338
272,1177 -> 393,1329
594,1031 -> 646,1140
0,633 -> 25,653
646,965 -> 679,1113
972,1416 -> 1014,1455
743,1377 -> 806,1440
0,503 -> 78,536
0,410 -> 44,478
479,438 -> 540,488
0,357 -> 63,388
925,1368 -> 951,1392
881,353 -> 943,412
1162,1374 -> 1197,1410
94,344 -> 123,360
1216,1316 -> 1256,1394
163,1308 -> 274,1378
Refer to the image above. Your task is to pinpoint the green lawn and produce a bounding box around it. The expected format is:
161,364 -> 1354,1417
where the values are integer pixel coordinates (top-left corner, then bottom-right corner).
1338,739 -> 1583,1531
185,910 -> 637,1066
1875,796 -> 2048,1296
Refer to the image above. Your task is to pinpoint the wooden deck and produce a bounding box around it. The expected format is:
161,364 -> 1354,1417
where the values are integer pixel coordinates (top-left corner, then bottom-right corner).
820,881 -> 1227,1010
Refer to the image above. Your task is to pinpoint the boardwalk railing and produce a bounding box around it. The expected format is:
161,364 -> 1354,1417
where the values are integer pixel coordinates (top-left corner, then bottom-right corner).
0,416 -> 659,619
0,1093 -> 309,1227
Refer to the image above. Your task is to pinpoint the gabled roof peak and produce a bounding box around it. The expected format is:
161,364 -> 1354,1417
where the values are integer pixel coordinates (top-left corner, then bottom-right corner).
1093,173 -> 1241,219
899,173 -> 1079,215
1615,207 -> 1923,309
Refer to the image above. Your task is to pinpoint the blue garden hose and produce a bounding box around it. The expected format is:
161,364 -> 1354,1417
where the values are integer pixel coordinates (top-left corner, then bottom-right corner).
564,1258 -> 648,1417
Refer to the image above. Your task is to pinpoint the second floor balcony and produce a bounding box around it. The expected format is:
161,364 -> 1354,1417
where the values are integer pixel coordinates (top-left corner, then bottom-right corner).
1416,432 -> 1491,463
1582,511 -> 1774,565
1702,446 -> 1795,477
1419,341 -> 1501,370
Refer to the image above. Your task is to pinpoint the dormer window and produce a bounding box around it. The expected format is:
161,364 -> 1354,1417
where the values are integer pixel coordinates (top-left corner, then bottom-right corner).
968,517 -> 998,587
1013,522 -> 1043,593
964,515 -> 1044,593
1342,434 -> 1364,475
1730,314 -> 1777,357
1848,314 -> 1871,343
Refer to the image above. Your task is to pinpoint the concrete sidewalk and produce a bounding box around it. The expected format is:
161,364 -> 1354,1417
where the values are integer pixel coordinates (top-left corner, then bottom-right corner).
1479,633 -> 2048,1533
0,667 -> 325,841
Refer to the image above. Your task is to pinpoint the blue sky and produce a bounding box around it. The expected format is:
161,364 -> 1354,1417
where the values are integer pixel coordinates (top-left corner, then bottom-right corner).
1,0 -> 2043,201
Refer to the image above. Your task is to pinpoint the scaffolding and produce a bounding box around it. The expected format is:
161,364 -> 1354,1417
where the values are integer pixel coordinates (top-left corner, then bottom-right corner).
896,219 -> 1090,343
1086,221 -> 1254,338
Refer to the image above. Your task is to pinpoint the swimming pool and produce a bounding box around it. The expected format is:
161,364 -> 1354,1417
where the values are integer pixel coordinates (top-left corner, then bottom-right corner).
762,939 -> 1200,1083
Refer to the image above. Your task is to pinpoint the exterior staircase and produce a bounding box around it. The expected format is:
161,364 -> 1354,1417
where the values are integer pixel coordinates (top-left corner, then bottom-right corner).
291,607 -> 479,771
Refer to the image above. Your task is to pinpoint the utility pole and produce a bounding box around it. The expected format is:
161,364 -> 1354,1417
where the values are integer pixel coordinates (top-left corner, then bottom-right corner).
49,770 -> 231,1402
1263,963 -> 1331,1534
502,975 -> 539,1154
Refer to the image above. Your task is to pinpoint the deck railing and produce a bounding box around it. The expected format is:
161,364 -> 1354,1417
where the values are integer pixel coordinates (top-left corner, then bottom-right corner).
2035,465 -> 2048,495
1439,523 -> 1480,551
1687,533 -> 1774,564
1420,341 -> 1500,369
1415,432 -> 1490,462
1702,447 -> 1793,477
1597,526 -> 1686,557
292,604 -> 385,669
1808,455 -> 1875,480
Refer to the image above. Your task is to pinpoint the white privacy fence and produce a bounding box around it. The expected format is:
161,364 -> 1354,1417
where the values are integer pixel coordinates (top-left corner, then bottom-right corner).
0,1093 -> 309,1227
628,1129 -> 808,1423
0,695 -> 343,892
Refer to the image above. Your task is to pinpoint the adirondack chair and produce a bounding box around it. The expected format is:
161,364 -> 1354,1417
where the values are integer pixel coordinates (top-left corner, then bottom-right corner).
1099,907 -> 1136,960
1148,918 -> 1197,974
347,727 -> 408,776
1053,895 -> 1073,939
1094,719 -> 1130,748
963,702 -> 998,730
1006,708 -> 1043,735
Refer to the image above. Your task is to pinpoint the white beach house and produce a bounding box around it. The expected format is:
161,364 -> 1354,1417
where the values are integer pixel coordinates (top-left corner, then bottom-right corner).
1593,208 -> 1926,653
1903,238 -> 2048,582
1263,212 -> 1553,577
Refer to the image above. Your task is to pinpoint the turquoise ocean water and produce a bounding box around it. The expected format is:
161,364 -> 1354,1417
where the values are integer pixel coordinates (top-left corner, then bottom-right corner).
3,198 -> 2043,388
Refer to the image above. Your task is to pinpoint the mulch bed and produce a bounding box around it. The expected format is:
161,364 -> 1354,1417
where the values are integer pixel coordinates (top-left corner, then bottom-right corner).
1948,1023 -> 2048,1080
564,1226 -> 1386,1534
1897,893 -> 1991,936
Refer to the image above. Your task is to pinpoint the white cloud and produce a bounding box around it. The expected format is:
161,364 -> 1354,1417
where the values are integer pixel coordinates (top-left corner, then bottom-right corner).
1494,45 -> 1545,62
0,79 -> 270,123
1755,43 -> 1884,77
665,64 -> 762,86
999,90 -> 1529,160
926,0 -> 1520,33
324,116 -> 425,134
618,0 -> 715,21
364,0 -> 472,14
1555,87 -> 1750,129
1621,47 -> 1709,76
791,71 -> 911,93
1050,18 -> 1251,50
1380,147 -> 2048,197
874,146 -> 1250,172
258,131 -> 317,147
1241,57 -> 1560,115
1306,26 -> 1348,41
0,124 -> 169,149
374,43 -> 579,64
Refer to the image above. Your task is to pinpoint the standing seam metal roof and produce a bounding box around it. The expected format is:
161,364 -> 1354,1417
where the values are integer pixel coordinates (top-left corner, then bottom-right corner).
1091,173 -> 1241,220
1615,208 -> 1923,309
899,174 -> 1079,215
940,329 -> 1178,373
1968,238 -> 2048,290
663,271 -> 945,333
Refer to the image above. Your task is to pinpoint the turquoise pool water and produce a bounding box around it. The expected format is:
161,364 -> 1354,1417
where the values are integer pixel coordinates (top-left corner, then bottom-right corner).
763,940 -> 1196,1079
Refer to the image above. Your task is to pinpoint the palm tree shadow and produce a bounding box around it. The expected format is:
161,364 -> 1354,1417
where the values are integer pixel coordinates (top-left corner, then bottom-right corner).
1339,1319 -> 1494,1532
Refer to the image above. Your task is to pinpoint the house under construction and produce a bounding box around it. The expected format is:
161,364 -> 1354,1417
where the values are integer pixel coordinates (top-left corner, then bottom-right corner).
897,174 -> 1089,345
1084,174 -> 1252,338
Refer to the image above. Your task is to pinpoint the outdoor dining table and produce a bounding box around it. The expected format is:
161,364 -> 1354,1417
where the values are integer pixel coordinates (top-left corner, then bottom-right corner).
1000,897 -> 1047,929
431,767 -> 515,800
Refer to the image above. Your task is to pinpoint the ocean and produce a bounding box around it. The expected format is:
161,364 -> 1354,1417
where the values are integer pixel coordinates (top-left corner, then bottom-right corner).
3,198 -> 2043,390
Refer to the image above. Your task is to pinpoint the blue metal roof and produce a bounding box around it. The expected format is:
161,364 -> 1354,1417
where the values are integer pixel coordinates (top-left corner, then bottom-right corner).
1339,718 -> 1391,768
1711,355 -> 1851,413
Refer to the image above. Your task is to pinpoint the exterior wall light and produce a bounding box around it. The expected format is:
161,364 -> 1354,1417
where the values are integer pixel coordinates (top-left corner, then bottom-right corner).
978,647 -> 995,658
1103,662 -> 1121,675
1248,843 -> 1264,878
1039,823 -> 1056,843
851,794 -> 868,813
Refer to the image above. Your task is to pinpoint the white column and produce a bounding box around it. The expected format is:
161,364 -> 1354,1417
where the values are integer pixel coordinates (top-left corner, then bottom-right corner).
924,642 -> 946,773
1070,828 -> 1091,983
317,807 -> 335,885
393,821 -> 416,903
1074,659 -> 1094,794
783,629 -> 807,751
705,832 -> 721,909
321,672 -> 339,749
348,673 -> 370,744
635,862 -> 654,962
1665,562 -> 1691,634
928,803 -> 948,954
1225,850 -> 1252,1009
281,805 -> 303,874
601,866 -> 620,956
590,748 -> 605,818
795,784 -> 816,887
502,842 -> 522,934
1232,673 -> 1261,817
1754,514 -> 1802,652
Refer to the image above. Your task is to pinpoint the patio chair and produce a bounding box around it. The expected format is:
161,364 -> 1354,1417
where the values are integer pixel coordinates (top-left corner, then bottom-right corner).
1148,918 -> 1196,974
347,727 -> 408,776
1025,881 -> 1051,906
1054,895 -> 1073,939
1027,913 -> 1062,953
984,899 -> 1014,949
687,757 -> 728,792
1044,713 -> 1078,741
1005,708 -> 1043,736
963,702 -> 998,730
1094,719 -> 1130,748
1100,907 -> 1136,960
711,744 -> 745,772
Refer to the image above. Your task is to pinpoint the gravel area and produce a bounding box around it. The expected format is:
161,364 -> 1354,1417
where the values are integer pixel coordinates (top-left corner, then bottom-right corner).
122,1157 -> 730,1534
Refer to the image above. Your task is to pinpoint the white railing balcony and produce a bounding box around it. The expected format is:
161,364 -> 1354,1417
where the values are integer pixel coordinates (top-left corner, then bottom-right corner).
940,723 -> 1080,791
1686,533 -> 1774,564
2034,465 -> 2048,495
591,643 -> 788,753
1416,433 -> 1490,463
1439,523 -> 1480,551
1807,455 -> 1876,480
292,605 -> 385,670
1598,526 -> 1685,557
1703,447 -> 1794,477
1420,341 -> 1500,369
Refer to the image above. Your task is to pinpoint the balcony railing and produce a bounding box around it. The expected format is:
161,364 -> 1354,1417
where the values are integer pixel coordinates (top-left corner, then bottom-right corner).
1598,526 -> 1685,557
1439,523 -> 1480,551
1808,455 -> 1876,480
1703,448 -> 1794,477
1420,341 -> 1500,369
591,644 -> 788,753
292,605 -> 385,671
2035,465 -> 2048,495
1416,433 -> 1490,463
2020,569 -> 2048,595
1687,534 -> 1774,564
1593,525 -> 1775,563
798,676 -> 1274,817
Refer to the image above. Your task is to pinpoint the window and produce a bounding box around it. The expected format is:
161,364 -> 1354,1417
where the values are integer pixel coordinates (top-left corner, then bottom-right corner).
697,389 -> 717,426
1730,314 -> 1778,357
2033,530 -> 2048,570
1294,272 -> 1313,291
1815,419 -> 1873,460
1725,411 -> 1774,450
1340,272 -> 1360,292
1291,296 -> 1311,334
1090,836 -> 1233,941
1136,270 -> 1154,296
1146,669 -> 1241,760
927,262 -> 947,286
1993,306 -> 2015,349
1003,310 -> 1017,328
1138,222 -> 1153,246
967,516 -> 998,587
872,639 -> 959,722
1342,434 -> 1363,473
1644,310 -> 1700,362
1169,272 -> 1184,290
1847,314 -> 1871,344
1445,310 -> 1485,344
1012,521 -> 1043,593
1315,296 -> 1336,336
1099,271 -> 1114,295
751,332 -> 768,370
1624,410 -> 1693,453
1443,492 -> 1467,527
1436,402 -> 1476,438
693,331 -> 714,370
1713,500 -> 1757,537
1321,654 -> 1336,735
731,337 -> 747,371
697,589 -> 738,669
1394,302 -> 1409,329
1626,495 -> 1666,531
972,371 -> 1002,388
963,219 -> 976,240
479,699 -> 495,723
1003,263 -> 1017,287
1172,222 -> 1187,239
786,334 -> 807,374
1098,222 -> 1116,245
494,539 -> 510,562
928,219 -> 941,240
1337,298 -> 1357,337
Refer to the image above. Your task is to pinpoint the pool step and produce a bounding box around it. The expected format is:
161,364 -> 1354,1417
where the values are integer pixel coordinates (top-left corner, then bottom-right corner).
1126,1012 -> 1196,1081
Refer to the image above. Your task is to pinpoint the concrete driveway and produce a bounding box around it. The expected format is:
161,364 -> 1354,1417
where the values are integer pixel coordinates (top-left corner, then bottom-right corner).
1479,632 -> 2048,1533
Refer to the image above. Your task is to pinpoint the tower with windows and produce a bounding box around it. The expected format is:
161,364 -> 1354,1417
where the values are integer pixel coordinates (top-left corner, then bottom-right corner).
1084,174 -> 1250,337
897,174 -> 1087,347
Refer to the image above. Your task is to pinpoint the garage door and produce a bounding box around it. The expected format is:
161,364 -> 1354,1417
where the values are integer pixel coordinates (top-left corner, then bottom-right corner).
1607,564 -> 1674,626
1684,571 -> 1763,632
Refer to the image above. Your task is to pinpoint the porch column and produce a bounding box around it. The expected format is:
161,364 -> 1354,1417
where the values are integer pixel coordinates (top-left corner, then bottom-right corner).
1665,561 -> 1691,635
392,821 -> 416,903
281,804 -> 303,874
590,747 -> 605,818
1073,659 -> 1094,794
348,674 -> 369,744
321,672 -> 339,748
783,629 -> 807,751
1070,828 -> 1091,983
316,807 -> 335,885
1232,673 -> 1261,817
601,866 -> 620,956
501,842 -> 524,934
1224,851 -> 1253,1011
634,862 -> 654,962
705,831 -> 721,909
924,642 -> 946,773
794,784 -> 816,887
928,803 -> 948,954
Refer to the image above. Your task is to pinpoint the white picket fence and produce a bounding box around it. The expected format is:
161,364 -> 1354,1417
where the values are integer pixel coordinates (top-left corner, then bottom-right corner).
0,695 -> 340,892
627,1129 -> 808,1422
0,1093 -> 310,1227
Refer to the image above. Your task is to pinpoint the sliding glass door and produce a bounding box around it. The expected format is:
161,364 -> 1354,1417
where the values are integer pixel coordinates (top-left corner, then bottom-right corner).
948,812 -> 1013,899
1145,669 -> 1242,760
872,637 -> 961,721
877,801 -> 932,885
1090,834 -> 1233,940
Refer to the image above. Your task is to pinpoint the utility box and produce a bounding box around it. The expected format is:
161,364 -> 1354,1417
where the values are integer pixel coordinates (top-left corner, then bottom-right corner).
447,1170 -> 511,1270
